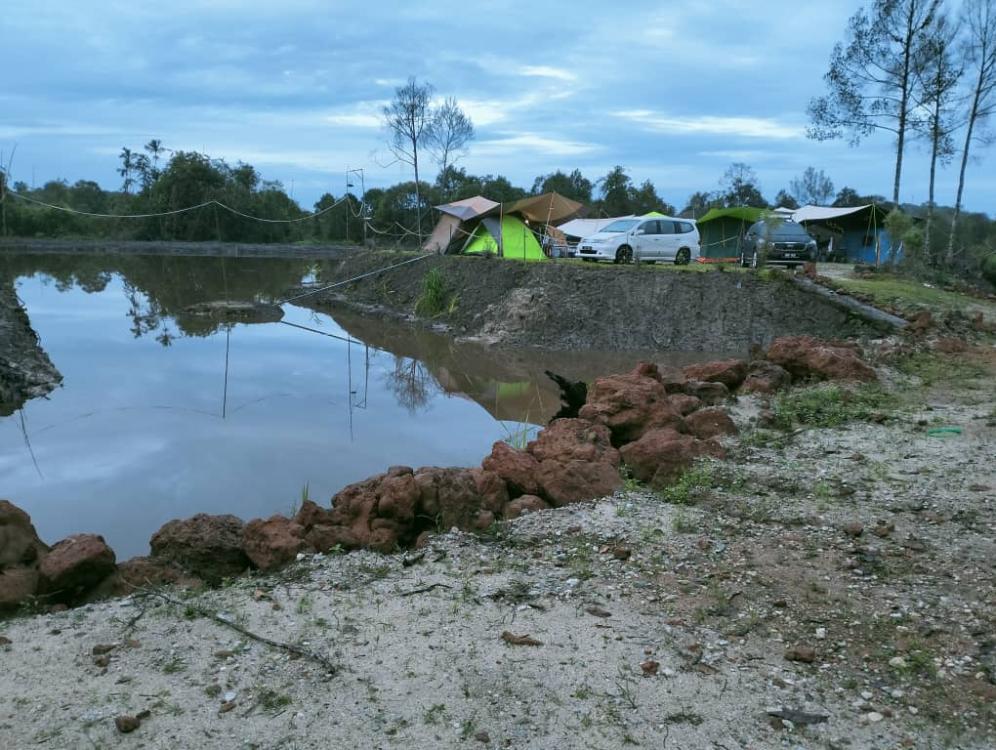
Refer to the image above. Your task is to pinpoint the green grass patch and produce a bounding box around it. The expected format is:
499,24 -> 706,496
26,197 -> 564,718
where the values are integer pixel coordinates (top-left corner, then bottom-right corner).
829,274 -> 996,323
658,463 -> 714,504
893,351 -> 990,387
414,267 -> 457,317
771,383 -> 898,429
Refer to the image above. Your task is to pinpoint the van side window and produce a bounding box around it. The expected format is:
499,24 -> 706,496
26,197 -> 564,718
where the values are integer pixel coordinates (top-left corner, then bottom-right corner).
678,222 -> 693,234
640,221 -> 659,234
658,221 -> 676,234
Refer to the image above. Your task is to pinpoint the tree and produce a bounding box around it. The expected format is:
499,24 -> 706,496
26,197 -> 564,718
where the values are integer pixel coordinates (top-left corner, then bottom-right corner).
914,12 -> 962,263
833,186 -> 888,206
719,163 -> 766,207
774,190 -> 800,209
949,0 -> 996,263
426,97 -> 474,175
530,169 -> 593,203
597,166 -> 633,216
118,147 -> 136,193
630,179 -> 674,215
382,77 -> 435,244
682,190 -> 722,217
808,0 -> 942,203
789,167 -> 835,205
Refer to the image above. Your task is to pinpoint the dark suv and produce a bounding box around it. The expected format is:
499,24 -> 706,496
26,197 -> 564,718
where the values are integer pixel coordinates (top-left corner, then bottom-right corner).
740,219 -> 816,269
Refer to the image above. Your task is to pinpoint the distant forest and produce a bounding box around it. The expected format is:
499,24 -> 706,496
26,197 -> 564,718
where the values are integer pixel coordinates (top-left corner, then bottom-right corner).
1,143 -> 994,286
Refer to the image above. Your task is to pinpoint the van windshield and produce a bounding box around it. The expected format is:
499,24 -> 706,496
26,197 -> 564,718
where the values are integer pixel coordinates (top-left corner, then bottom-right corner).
600,219 -> 639,233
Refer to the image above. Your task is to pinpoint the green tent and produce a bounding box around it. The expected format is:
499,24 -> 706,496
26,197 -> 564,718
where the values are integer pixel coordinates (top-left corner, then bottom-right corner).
463,215 -> 545,261
696,207 -> 768,259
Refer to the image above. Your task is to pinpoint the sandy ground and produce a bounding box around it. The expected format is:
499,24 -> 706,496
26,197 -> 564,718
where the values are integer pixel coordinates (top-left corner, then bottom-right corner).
1,343 -> 994,749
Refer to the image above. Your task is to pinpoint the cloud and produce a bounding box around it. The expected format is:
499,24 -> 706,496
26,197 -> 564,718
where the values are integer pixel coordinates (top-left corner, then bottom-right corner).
473,133 -> 599,158
613,110 -> 804,139
516,65 -> 577,82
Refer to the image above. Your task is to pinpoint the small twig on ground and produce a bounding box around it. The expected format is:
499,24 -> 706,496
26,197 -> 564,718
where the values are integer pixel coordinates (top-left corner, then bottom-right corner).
399,582 -> 453,597
133,587 -> 337,675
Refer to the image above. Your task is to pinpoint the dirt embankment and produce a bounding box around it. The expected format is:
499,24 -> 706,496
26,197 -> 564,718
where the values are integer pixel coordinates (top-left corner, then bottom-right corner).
301,253 -> 900,352
0,282 -> 61,415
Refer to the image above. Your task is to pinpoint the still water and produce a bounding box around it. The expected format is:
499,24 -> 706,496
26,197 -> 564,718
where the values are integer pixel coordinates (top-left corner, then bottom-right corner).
1,253 -> 725,557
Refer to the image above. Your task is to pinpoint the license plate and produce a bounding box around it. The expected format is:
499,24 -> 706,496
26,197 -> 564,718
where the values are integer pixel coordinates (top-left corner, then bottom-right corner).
785,253 -> 796,259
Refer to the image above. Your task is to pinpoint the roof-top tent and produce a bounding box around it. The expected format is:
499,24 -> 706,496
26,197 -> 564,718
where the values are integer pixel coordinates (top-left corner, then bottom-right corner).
423,196 -> 500,254
792,204 -> 894,264
695,207 -> 769,259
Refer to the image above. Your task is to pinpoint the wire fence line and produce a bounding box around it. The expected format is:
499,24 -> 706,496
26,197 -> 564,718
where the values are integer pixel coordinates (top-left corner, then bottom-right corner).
277,253 -> 435,305
4,188 -> 429,247
5,190 -> 350,223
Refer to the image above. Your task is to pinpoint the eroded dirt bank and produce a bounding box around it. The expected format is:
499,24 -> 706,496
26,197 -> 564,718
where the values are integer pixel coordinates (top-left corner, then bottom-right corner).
0,282 -> 61,415
301,252 -> 899,352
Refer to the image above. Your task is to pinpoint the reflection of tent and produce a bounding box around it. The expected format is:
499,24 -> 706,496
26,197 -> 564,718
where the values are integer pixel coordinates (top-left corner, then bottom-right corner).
696,207 -> 768,259
463,216 -> 544,261
792,204 -> 893,264
423,196 -> 499,253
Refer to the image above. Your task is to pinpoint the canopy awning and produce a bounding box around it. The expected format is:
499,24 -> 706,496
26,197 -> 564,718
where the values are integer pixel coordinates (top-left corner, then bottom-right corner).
435,195 -> 500,221
491,192 -> 584,224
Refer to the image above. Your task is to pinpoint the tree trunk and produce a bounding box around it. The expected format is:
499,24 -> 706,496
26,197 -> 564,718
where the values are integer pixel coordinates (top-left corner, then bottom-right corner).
948,83 -> 983,265
925,96 -> 941,265
413,150 -> 423,247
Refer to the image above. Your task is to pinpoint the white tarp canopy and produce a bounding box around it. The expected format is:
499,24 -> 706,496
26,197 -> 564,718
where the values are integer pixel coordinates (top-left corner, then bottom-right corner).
791,204 -> 877,223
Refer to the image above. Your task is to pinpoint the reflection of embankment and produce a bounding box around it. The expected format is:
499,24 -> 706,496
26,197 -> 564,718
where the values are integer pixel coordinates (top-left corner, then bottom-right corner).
0,283 -> 62,415
324,308 -> 733,424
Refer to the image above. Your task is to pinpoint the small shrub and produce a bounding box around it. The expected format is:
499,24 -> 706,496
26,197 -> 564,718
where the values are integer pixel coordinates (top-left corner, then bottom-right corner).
414,268 -> 451,317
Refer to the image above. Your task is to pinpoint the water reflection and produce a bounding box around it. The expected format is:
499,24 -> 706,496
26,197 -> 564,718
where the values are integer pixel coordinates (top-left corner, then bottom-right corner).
0,253 -> 734,557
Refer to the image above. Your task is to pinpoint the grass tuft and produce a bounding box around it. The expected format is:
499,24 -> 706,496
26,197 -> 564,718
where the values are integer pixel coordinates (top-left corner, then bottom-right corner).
771,383 -> 897,429
414,268 -> 454,317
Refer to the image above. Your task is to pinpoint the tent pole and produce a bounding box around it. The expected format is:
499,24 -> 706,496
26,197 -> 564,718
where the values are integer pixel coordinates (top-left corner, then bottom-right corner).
499,204 -> 504,257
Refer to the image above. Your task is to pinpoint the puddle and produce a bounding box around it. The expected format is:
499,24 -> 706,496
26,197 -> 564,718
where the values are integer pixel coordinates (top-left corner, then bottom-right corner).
0,253 -> 736,557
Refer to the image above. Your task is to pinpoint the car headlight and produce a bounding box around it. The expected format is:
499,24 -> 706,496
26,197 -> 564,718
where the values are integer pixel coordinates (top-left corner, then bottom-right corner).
756,238 -> 767,248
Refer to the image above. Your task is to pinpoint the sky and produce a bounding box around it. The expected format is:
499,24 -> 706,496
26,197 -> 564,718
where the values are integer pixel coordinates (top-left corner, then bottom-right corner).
3,0 -> 994,213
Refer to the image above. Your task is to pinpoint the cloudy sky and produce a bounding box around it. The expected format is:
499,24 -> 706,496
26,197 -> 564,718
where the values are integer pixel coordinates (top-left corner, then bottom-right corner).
4,0 -> 994,212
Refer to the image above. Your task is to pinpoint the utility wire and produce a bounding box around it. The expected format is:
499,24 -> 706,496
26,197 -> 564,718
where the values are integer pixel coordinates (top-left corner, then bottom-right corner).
278,253 -> 434,304
6,191 -> 349,224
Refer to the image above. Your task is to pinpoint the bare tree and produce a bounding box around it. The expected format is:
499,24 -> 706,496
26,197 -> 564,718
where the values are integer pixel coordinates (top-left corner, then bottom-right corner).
948,0 -> 996,263
914,13 -> 962,262
382,77 -> 435,244
427,97 -> 474,175
789,167 -> 836,205
808,0 -> 941,203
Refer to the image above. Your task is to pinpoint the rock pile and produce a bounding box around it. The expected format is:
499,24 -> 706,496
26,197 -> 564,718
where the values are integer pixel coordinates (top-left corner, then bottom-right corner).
0,336 -> 879,611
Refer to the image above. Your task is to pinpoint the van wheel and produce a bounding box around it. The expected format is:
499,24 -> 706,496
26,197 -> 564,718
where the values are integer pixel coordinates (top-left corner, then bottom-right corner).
615,246 -> 633,264
675,248 -> 691,265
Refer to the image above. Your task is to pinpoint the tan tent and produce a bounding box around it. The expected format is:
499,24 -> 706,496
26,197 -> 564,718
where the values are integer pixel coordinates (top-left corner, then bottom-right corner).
488,192 -> 583,224
423,196 -> 499,253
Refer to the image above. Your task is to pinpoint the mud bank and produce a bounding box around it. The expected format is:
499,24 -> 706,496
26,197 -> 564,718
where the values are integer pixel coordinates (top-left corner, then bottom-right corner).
302,253 -> 900,352
0,283 -> 61,415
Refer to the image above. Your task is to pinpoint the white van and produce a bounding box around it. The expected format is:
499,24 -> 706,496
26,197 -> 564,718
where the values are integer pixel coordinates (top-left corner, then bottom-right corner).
577,216 -> 700,265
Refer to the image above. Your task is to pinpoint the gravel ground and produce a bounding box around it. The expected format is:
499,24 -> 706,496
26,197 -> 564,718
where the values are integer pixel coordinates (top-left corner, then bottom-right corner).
1,345 -> 994,749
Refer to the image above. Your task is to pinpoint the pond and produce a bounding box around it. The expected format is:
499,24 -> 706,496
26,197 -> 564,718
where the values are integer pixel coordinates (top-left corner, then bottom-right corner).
0,253 -> 731,558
